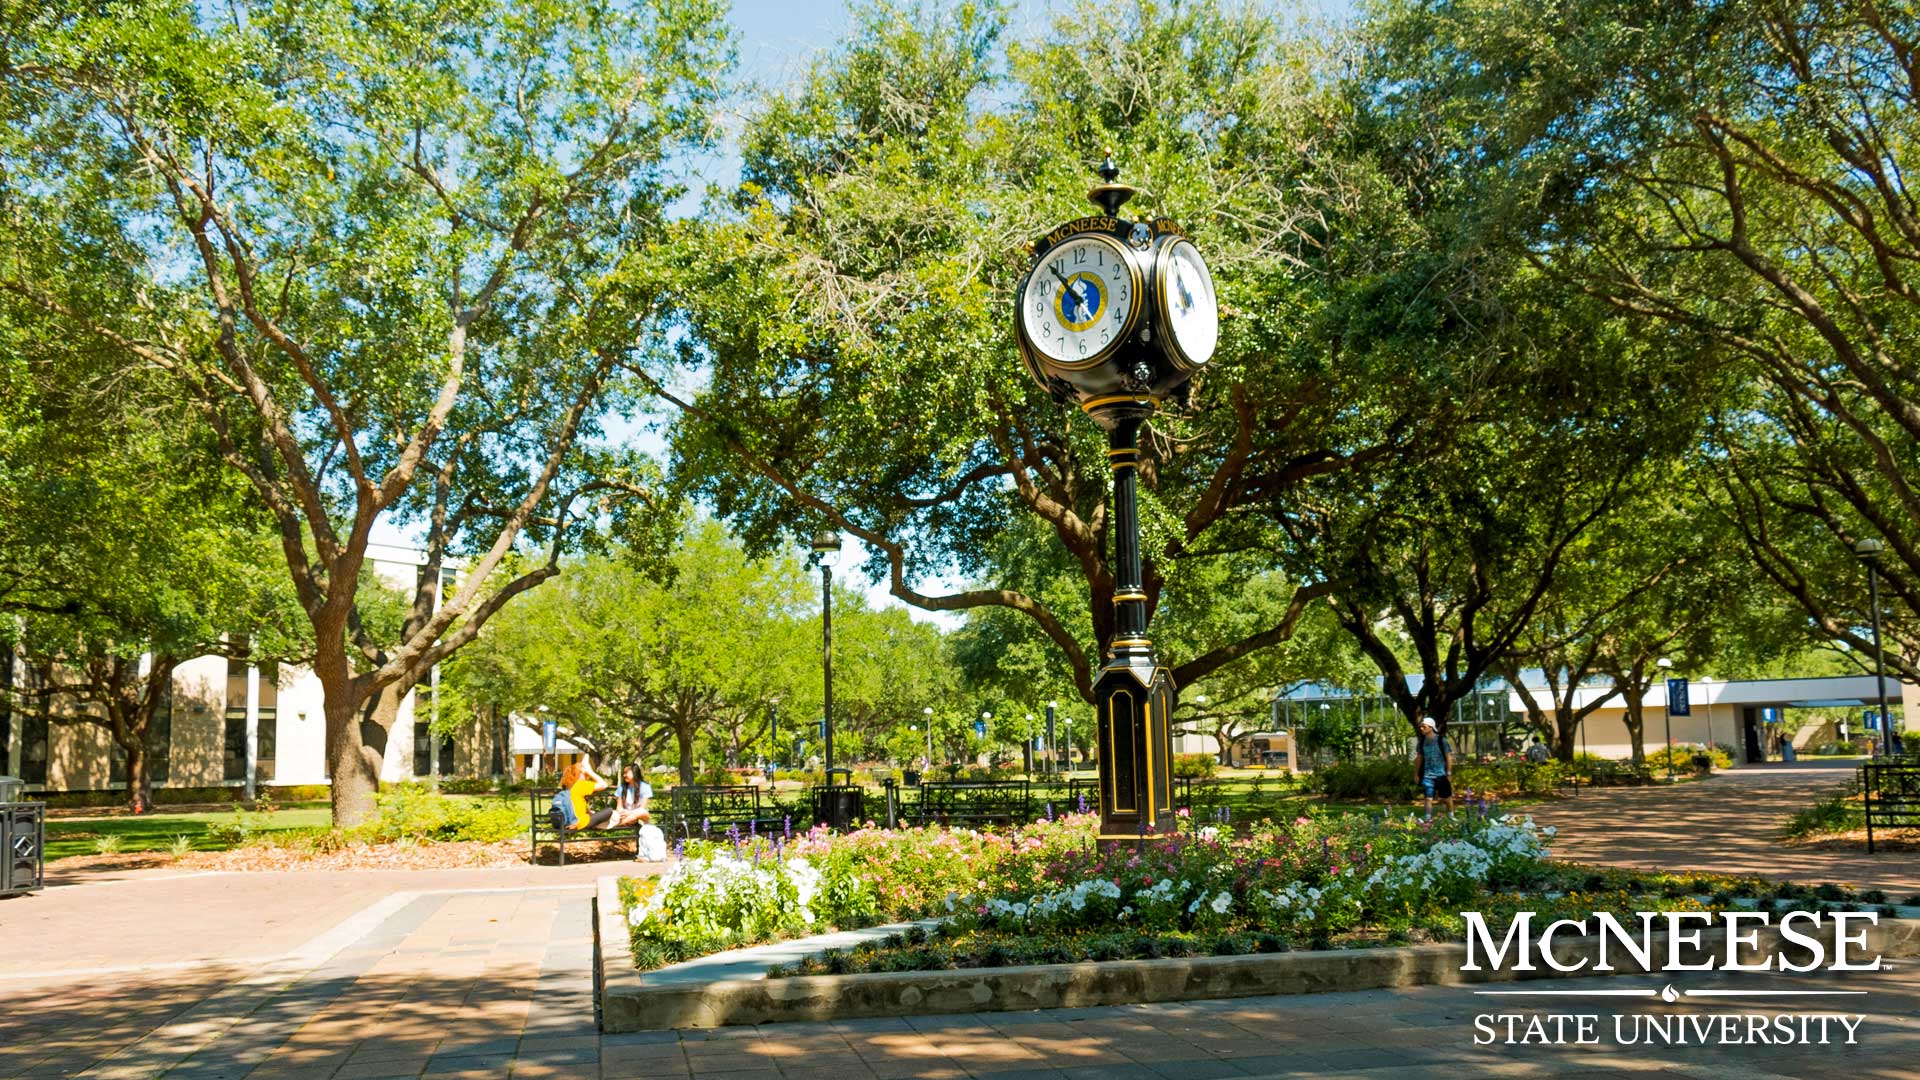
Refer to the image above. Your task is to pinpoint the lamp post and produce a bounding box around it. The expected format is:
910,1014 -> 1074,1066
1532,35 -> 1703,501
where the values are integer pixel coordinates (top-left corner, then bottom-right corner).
1656,658 -> 1674,780
1699,677 -> 1715,759
922,706 -> 934,769
1045,700 -> 1058,775
1855,538 -> 1894,757
1013,156 -> 1218,841
811,530 -> 842,778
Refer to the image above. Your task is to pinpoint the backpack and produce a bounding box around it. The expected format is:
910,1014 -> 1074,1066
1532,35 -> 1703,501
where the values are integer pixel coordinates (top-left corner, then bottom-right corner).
636,824 -> 667,862
548,789 -> 576,831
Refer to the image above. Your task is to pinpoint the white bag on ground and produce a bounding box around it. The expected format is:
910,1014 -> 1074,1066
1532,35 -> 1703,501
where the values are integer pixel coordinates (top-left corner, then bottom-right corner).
636,823 -> 667,862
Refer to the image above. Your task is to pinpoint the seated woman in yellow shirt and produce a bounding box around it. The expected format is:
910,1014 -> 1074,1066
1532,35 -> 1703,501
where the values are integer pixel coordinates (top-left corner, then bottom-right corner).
560,761 -> 616,830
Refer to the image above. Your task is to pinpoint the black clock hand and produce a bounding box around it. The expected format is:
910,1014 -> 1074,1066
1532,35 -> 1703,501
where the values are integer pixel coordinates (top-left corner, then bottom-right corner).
1048,264 -> 1091,317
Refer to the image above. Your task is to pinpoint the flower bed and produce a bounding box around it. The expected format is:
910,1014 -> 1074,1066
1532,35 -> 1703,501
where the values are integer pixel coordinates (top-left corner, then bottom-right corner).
621,806 -> 1625,971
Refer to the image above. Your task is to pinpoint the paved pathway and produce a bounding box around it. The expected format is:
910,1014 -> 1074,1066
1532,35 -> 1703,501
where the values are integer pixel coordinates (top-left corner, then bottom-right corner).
1521,761 -> 1920,895
11,768 -> 1920,1079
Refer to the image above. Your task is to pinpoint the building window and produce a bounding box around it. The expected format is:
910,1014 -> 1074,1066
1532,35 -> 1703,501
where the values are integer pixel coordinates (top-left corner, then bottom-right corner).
150,685 -> 171,785
20,666 -> 48,785
413,722 -> 432,777
256,666 -> 277,785
1,651 -> 13,777
438,736 -> 455,776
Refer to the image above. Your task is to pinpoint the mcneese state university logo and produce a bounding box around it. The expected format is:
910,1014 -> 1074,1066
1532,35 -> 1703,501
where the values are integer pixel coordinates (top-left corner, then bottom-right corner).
1458,910 -> 1880,1047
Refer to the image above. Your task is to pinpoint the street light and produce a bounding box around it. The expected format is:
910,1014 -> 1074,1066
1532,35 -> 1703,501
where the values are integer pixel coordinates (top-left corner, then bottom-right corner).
1045,700 -> 1058,775
1656,658 -> 1674,780
1699,677 -> 1716,759
811,530 -> 842,779
922,706 -> 934,769
1856,538 -> 1894,757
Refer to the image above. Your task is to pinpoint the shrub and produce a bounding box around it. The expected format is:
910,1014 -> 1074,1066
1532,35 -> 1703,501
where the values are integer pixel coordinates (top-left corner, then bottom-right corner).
1644,744 -> 1732,774
1172,754 -> 1219,779
1310,758 -> 1416,801
346,786 -> 527,844
1783,793 -> 1863,839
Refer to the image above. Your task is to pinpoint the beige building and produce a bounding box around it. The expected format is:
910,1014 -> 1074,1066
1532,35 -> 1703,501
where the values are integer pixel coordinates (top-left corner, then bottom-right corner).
1505,674 -> 1915,763
1,544 -> 509,795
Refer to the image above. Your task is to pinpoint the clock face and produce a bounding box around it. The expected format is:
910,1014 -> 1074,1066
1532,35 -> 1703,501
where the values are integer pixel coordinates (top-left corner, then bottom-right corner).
1020,234 -> 1138,367
1156,239 -> 1218,368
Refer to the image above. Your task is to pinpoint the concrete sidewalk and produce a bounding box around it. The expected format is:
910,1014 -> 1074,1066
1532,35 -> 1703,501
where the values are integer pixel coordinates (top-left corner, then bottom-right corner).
1522,762 -> 1920,895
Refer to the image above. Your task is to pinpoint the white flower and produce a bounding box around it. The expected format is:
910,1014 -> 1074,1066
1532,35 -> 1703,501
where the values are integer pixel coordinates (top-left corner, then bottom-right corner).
1211,891 -> 1232,915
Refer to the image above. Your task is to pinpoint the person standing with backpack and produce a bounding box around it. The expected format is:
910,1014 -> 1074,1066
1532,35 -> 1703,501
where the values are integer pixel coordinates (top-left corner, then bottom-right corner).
1417,718 -> 1454,820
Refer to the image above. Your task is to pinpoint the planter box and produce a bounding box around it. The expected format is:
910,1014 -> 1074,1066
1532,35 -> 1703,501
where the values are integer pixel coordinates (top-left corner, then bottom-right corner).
592,880 -> 1920,1032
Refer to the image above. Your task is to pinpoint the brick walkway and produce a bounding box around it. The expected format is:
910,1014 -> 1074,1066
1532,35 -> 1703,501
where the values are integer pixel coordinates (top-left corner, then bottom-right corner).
11,767 -> 1920,1079
1522,761 -> 1920,895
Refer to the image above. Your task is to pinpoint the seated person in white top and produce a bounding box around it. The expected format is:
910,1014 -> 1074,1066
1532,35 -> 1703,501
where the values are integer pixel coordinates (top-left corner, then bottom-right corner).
610,764 -> 653,829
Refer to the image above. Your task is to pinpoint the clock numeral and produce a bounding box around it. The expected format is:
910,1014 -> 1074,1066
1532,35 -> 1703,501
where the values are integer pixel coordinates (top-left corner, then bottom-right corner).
1077,340 -> 1088,357
1074,247 -> 1087,265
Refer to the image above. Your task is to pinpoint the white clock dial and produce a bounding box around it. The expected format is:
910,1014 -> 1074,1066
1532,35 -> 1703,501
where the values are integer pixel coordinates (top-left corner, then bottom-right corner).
1020,234 -> 1137,367
1158,240 -> 1218,368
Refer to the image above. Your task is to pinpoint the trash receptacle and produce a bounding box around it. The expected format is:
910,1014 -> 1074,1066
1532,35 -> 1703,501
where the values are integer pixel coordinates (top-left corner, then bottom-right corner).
812,785 -> 864,830
0,776 -> 23,804
0,799 -> 45,896
901,769 -> 921,788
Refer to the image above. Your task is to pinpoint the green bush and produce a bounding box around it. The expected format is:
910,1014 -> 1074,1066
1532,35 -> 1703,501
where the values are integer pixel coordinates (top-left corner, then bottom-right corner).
1172,753 -> 1219,779
1644,744 -> 1731,774
346,786 -> 527,844
1783,793 -> 1864,839
1455,757 -> 1566,797
1309,758 -> 1416,801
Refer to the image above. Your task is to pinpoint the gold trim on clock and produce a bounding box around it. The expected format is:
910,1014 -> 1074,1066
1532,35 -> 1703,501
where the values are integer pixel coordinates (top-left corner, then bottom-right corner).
1018,232 -> 1142,371
1152,236 -> 1217,374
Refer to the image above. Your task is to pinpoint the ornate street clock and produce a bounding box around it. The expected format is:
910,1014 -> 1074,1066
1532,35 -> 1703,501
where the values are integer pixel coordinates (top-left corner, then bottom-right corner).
1013,157 -> 1220,841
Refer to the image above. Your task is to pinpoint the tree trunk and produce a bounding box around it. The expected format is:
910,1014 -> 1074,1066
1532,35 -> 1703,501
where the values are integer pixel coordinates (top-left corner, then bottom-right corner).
1622,698 -> 1646,765
326,681 -> 402,827
123,737 -> 152,814
1553,712 -> 1579,763
676,718 -> 697,784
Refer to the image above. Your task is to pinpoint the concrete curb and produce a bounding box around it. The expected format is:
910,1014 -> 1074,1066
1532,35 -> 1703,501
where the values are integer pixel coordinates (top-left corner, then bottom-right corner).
593,899 -> 1920,1031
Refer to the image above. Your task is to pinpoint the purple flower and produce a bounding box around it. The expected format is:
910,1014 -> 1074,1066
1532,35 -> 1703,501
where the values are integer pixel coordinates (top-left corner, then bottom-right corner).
1077,794 -> 1088,814
784,815 -> 792,840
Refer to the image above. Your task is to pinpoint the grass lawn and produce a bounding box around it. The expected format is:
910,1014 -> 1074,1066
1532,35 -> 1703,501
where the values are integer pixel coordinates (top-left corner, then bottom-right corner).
45,805 -> 334,861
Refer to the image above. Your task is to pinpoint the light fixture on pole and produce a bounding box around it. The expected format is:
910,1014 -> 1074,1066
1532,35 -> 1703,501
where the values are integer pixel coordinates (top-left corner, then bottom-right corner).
1045,700 -> 1058,775
1699,677 -> 1715,758
1656,658 -> 1674,780
810,530 -> 842,779
922,706 -> 934,769
1855,537 -> 1894,757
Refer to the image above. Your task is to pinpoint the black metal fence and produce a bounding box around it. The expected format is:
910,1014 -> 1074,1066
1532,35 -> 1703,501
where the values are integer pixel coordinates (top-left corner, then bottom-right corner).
1860,761 -> 1920,854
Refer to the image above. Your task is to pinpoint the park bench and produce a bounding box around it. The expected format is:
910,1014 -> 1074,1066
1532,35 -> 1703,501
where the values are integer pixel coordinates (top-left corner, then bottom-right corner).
663,784 -> 787,839
1860,760 -> 1920,854
528,788 -> 648,865
909,779 -> 1030,827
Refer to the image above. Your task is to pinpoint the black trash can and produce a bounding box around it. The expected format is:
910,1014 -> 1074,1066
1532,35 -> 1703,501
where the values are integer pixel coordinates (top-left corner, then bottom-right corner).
902,769 -> 921,788
0,800 -> 45,897
812,785 -> 865,830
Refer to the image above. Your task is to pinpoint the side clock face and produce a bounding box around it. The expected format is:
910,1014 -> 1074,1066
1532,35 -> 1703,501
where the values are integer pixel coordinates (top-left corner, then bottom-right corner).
1155,239 -> 1218,369
1019,233 -> 1139,368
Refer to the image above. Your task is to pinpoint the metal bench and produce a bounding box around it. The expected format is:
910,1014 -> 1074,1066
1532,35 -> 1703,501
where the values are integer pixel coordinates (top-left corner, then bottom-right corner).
663,784 -> 787,839
528,789 -> 642,866
1861,760 -> 1920,853
908,780 -> 1031,827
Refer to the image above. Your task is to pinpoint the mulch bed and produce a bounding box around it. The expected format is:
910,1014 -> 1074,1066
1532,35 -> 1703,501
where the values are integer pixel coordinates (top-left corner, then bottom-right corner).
1788,827 -> 1920,852
48,838 -> 656,874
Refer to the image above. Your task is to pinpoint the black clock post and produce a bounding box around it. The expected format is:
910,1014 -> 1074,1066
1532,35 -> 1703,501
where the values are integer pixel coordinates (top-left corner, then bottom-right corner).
1012,158 -> 1219,842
